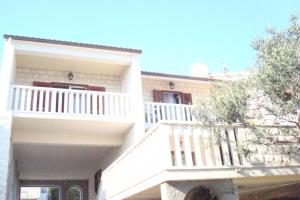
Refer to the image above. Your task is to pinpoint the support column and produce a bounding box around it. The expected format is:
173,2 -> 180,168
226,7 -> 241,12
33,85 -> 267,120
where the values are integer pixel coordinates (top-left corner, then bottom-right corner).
0,37 -> 17,200
0,115 -> 13,200
160,180 -> 239,200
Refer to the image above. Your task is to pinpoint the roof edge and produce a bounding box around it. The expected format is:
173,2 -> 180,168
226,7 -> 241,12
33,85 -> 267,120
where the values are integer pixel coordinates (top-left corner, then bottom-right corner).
141,71 -> 219,82
3,34 -> 142,54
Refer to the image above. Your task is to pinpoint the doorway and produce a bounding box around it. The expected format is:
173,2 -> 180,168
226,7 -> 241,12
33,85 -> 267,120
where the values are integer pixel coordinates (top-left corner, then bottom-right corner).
20,180 -> 88,200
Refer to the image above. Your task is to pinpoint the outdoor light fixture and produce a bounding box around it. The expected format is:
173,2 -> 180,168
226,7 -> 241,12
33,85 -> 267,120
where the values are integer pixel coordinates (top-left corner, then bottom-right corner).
169,82 -> 175,89
68,72 -> 74,80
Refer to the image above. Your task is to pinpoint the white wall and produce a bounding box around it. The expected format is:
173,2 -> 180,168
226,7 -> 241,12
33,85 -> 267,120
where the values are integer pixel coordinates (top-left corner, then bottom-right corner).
0,38 -> 17,200
15,67 -> 121,92
142,77 -> 212,104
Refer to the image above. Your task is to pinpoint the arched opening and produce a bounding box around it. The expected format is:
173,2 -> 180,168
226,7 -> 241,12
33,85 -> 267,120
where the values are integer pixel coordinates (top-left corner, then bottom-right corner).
67,185 -> 83,200
184,186 -> 218,200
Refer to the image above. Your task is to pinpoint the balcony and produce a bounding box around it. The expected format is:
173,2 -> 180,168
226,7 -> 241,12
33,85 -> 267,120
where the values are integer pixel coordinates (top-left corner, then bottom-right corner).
100,122 -> 300,200
11,85 -> 133,146
144,102 -> 195,127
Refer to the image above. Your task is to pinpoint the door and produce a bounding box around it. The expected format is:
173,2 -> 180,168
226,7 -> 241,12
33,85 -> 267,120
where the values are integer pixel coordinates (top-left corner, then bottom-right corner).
20,180 -> 88,200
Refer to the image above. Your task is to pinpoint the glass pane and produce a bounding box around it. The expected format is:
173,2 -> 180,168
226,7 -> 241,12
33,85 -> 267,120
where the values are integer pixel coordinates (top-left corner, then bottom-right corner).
67,186 -> 82,200
20,187 -> 60,200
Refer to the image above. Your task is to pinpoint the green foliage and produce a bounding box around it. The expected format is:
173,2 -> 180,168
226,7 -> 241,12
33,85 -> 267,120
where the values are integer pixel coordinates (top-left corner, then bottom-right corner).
195,15 -> 300,127
252,15 -> 300,121
194,80 -> 250,125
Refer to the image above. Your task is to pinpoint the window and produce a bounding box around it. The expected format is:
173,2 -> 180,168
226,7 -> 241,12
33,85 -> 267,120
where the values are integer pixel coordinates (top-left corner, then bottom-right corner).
162,92 -> 182,104
67,186 -> 82,200
153,90 -> 193,104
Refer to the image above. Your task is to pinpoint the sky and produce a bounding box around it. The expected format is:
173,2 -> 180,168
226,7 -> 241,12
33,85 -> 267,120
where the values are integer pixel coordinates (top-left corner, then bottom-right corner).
0,0 -> 299,76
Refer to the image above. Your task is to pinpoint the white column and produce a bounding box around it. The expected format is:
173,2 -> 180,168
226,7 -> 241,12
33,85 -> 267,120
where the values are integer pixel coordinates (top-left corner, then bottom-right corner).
0,37 -> 16,200
160,183 -> 170,200
120,57 -> 145,148
0,38 -> 16,113
0,115 -> 13,200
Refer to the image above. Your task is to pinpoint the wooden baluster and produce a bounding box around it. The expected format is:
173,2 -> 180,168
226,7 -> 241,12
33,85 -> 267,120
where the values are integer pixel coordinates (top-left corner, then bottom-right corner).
183,126 -> 193,166
32,89 -> 38,112
161,103 -> 166,120
38,89 -> 44,112
99,93 -> 103,116
81,93 -> 86,114
57,91 -> 63,113
221,128 -> 231,166
13,87 -> 20,111
202,128 -> 214,166
173,126 -> 183,167
166,104 -> 171,120
25,88 -> 32,112
51,90 -> 57,113
20,88 -> 26,111
211,128 -> 223,166
192,127 -> 204,166
86,93 -> 91,115
44,90 -> 50,112
227,127 -> 241,166
92,93 -> 97,115
63,91 -> 69,114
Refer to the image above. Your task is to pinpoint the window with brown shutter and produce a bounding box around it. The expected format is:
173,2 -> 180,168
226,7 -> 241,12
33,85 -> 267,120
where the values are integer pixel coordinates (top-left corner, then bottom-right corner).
153,90 -> 193,105
182,93 -> 193,105
32,82 -> 106,113
153,90 -> 163,102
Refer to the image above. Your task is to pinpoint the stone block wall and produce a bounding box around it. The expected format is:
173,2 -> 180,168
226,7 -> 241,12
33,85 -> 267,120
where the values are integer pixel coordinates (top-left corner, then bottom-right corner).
142,78 -> 212,103
161,180 -> 239,200
15,67 -> 122,93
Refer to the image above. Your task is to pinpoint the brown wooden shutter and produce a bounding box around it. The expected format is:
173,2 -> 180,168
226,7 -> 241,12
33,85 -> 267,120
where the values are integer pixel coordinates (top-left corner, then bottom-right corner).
87,86 -> 105,92
33,81 -> 52,87
182,93 -> 193,105
153,90 -> 163,102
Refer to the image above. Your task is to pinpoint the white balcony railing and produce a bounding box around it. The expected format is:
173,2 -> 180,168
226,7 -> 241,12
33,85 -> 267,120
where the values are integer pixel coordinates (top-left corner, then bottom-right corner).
100,123 -> 300,200
144,102 -> 195,125
11,85 -> 132,119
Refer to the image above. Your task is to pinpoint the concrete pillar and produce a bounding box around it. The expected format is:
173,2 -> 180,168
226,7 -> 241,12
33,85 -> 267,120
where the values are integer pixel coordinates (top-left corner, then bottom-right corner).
0,37 -> 17,200
119,57 -> 145,150
0,115 -> 13,200
0,38 -> 16,113
160,180 -> 239,200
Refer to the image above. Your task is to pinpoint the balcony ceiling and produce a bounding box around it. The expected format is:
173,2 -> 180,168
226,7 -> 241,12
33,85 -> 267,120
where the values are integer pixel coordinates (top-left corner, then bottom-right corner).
16,53 -> 126,76
14,143 -> 116,179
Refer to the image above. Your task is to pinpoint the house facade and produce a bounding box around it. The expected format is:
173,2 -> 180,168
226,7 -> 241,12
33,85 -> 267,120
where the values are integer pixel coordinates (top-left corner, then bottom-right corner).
0,35 -> 299,200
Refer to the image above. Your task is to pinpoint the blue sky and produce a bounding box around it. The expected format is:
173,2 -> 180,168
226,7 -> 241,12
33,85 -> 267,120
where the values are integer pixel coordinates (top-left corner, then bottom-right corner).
0,0 -> 299,75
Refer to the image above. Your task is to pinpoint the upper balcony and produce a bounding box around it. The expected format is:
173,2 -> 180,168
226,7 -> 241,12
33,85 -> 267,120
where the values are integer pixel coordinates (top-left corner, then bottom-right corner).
1,35 -> 144,146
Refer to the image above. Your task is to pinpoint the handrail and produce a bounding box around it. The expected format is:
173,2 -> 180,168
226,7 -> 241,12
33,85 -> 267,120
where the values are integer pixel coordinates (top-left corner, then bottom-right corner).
11,85 -> 132,118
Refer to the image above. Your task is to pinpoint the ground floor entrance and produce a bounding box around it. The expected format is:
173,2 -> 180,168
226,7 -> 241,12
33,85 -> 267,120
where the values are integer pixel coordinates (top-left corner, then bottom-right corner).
20,180 -> 88,200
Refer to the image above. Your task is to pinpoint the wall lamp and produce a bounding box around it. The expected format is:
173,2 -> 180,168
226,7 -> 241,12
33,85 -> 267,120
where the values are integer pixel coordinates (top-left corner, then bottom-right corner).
68,72 -> 74,80
169,82 -> 175,90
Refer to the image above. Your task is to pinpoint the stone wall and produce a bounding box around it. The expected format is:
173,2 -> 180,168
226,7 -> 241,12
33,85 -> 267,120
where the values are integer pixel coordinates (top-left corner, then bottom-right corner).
161,180 -> 239,200
142,77 -> 212,103
15,67 -> 122,93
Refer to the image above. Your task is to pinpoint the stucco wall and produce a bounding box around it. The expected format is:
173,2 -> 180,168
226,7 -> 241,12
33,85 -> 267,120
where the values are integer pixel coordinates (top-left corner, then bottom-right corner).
14,67 -> 122,92
142,77 -> 213,104
161,180 -> 239,200
0,117 -> 13,200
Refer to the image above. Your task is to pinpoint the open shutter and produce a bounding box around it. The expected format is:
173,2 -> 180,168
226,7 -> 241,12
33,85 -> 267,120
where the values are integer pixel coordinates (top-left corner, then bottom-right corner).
182,93 -> 193,105
153,90 -> 163,102
33,81 -> 52,87
87,86 -> 105,92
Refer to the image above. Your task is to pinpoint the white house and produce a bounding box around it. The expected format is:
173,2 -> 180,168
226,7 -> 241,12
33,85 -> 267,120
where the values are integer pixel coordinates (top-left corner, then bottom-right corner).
0,35 -> 299,200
